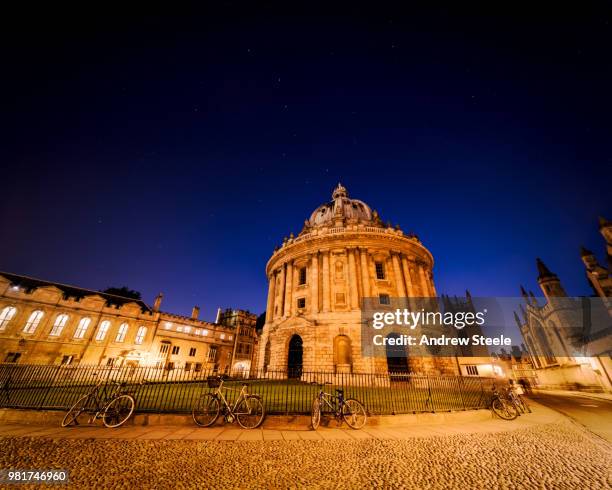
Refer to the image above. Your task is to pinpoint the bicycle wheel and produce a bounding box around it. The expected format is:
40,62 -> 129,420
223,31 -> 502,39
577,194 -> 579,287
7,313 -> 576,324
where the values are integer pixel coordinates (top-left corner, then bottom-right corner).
491,398 -> 518,420
342,399 -> 367,429
235,395 -> 265,429
311,398 -> 321,430
192,394 -> 220,427
103,394 -> 135,428
519,396 -> 532,413
61,394 -> 94,427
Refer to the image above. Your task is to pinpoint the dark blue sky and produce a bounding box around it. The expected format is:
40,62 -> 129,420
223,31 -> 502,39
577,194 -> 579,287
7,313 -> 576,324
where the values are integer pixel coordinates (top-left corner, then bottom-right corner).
1,3 -> 610,321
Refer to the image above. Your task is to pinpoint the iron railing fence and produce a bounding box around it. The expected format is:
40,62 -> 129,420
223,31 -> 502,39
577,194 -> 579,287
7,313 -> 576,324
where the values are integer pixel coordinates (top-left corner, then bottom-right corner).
0,363 -> 497,415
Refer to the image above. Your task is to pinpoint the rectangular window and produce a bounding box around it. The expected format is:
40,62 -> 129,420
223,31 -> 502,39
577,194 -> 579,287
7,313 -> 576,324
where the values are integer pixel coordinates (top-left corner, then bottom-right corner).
298,267 -> 307,285
61,355 -> 73,365
189,347 -> 196,357
4,352 -> 21,363
375,262 -> 385,280
184,326 -> 191,333
106,357 -> 116,367
115,323 -> 128,342
160,343 -> 170,354
135,326 -> 147,345
379,294 -> 390,305
194,363 -> 202,372
465,365 -> 479,376
297,297 -> 306,309
207,346 -> 217,362
220,333 -> 225,340
185,362 -> 192,371
166,362 -> 175,371
171,345 -> 180,355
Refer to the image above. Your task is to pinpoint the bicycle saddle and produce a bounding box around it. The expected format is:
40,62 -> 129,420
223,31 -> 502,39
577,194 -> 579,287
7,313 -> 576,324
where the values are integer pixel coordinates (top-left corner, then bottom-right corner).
335,388 -> 344,393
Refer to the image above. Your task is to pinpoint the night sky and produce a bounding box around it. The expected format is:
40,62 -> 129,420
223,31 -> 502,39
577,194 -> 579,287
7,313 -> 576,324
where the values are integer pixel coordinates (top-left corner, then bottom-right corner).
2,3 -> 610,321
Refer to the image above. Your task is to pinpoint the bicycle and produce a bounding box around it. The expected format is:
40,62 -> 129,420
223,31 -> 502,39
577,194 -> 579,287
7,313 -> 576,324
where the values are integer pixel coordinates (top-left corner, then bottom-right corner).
490,384 -> 519,421
192,376 -> 265,429
310,382 -> 367,430
61,376 -> 143,428
506,386 -> 531,414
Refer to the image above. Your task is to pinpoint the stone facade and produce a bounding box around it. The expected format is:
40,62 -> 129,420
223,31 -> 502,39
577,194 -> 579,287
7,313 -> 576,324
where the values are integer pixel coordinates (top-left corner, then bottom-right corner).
517,217 -> 612,392
257,183 -> 459,375
0,272 -> 257,375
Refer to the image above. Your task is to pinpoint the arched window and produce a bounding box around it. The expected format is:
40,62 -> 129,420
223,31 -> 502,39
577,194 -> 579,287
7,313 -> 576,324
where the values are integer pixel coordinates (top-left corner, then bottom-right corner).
23,310 -> 44,334
135,326 -> 147,345
334,335 -> 352,369
115,323 -> 128,342
96,320 -> 111,341
74,317 -> 91,339
0,306 -> 17,330
50,314 -> 69,336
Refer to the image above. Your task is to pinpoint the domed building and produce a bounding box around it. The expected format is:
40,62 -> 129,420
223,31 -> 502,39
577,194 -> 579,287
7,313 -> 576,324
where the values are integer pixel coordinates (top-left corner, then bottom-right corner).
258,184 -> 459,376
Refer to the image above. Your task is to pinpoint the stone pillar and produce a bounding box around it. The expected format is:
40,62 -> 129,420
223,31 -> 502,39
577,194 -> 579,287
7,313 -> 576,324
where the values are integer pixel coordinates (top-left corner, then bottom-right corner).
418,264 -> 430,297
348,248 -> 359,309
265,271 -> 276,322
401,255 -> 415,297
311,253 -> 319,313
284,260 -> 293,317
322,251 -> 330,312
278,265 -> 286,317
392,252 -> 406,297
359,248 -> 371,298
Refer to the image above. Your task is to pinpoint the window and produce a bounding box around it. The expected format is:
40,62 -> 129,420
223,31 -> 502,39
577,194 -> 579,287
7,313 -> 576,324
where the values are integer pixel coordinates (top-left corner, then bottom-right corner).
229,335 -> 233,340
74,317 -> 91,339
189,347 -> 196,357
164,322 -> 172,330
298,267 -> 307,285
96,320 -> 111,341
202,329 -> 209,336
4,352 -> 21,363
61,355 -> 73,365
115,323 -> 128,342
194,363 -> 202,372
23,310 -> 44,334
297,297 -> 306,309
106,357 -> 116,367
379,294 -> 390,305
176,326 -> 183,332
183,326 -> 191,333
185,362 -> 192,371
171,345 -> 180,355
207,346 -> 217,362
0,306 -> 17,330
50,314 -> 69,336
160,342 -> 170,354
375,262 -> 385,280
166,362 -> 175,371
135,326 -> 147,344
465,365 -> 479,376
220,333 -> 225,340
195,329 -> 201,336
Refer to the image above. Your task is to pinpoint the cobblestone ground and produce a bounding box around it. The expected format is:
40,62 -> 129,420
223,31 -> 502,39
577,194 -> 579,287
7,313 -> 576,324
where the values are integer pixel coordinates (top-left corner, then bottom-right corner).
1,422 -> 610,489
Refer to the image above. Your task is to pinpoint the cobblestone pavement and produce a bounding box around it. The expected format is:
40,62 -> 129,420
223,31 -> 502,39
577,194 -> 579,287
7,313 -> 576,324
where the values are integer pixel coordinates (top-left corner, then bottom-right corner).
1,420 -> 610,489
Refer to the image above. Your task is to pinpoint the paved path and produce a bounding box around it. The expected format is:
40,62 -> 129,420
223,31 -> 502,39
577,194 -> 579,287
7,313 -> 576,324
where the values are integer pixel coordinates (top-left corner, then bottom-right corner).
0,403 -> 564,441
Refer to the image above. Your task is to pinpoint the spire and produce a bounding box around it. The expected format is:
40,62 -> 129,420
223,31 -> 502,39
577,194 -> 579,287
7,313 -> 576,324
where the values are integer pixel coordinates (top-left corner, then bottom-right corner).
332,182 -> 348,199
536,258 -> 557,280
580,246 -> 594,257
520,285 -> 528,299
513,311 -> 522,329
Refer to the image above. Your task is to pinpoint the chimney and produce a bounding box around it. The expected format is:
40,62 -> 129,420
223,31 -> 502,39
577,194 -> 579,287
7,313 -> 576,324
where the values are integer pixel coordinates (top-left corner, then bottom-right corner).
153,293 -> 163,312
191,306 -> 200,320
215,307 -> 222,324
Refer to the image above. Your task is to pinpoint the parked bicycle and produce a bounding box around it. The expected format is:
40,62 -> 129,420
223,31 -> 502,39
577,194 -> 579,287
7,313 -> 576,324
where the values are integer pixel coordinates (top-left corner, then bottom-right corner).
310,382 -> 367,430
192,376 -> 265,429
490,384 -> 518,420
61,375 -> 143,428
507,381 -> 531,414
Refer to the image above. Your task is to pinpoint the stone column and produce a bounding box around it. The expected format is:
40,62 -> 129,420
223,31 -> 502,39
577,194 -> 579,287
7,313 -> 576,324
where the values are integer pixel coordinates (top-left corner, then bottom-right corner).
265,271 -> 276,322
278,265 -> 286,317
310,253 -> 319,313
359,248 -> 371,298
322,251 -> 330,312
401,255 -> 415,297
418,264 -> 430,297
348,248 -> 359,309
392,252 -> 406,297
284,260 -> 293,317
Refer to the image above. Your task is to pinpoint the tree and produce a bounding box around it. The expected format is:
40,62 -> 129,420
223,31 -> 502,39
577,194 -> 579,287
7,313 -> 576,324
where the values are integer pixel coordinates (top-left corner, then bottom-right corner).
102,286 -> 142,300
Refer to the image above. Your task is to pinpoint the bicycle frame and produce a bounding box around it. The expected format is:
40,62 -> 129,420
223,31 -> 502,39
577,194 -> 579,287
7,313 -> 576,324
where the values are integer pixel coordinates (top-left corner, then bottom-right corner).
210,378 -> 251,418
316,389 -> 345,418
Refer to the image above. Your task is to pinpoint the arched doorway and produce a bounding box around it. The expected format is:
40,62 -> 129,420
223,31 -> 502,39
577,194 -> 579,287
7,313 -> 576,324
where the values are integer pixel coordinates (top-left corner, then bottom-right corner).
385,333 -> 409,374
287,334 -> 303,378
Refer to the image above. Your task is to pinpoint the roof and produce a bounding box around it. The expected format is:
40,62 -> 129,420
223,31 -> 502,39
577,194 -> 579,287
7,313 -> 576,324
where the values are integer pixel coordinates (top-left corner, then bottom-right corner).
0,271 -> 152,313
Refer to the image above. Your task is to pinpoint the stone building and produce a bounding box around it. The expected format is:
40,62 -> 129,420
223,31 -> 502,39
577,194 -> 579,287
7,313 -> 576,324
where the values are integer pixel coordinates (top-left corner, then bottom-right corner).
257,183 -> 460,376
517,217 -> 612,392
0,272 -> 257,375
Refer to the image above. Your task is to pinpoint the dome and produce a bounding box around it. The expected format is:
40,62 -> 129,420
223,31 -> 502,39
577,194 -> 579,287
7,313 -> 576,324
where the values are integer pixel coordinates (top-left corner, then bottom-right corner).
305,183 -> 380,229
